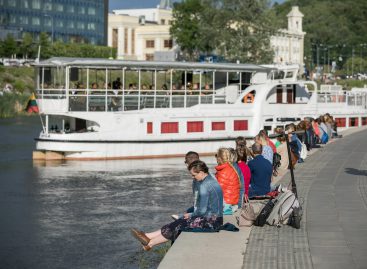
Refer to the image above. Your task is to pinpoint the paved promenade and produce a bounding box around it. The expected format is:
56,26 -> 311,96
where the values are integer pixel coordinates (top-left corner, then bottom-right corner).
159,127 -> 367,269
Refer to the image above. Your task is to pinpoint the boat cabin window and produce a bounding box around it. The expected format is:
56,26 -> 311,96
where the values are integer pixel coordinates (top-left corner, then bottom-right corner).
269,70 -> 285,80
286,71 -> 294,78
39,67 -> 66,90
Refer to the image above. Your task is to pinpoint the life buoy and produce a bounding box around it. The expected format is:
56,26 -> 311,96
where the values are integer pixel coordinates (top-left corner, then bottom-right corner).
243,93 -> 254,103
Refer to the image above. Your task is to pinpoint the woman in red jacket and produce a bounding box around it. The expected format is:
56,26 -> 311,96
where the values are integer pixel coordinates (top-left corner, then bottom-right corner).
215,147 -> 240,214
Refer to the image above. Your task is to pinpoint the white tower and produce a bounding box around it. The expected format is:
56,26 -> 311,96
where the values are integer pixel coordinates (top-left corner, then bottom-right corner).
287,6 -> 304,33
159,0 -> 172,9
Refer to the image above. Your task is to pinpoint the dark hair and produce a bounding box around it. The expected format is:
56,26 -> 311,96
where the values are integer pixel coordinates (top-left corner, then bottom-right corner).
185,151 -> 200,167
188,160 -> 209,174
252,142 -> 263,155
235,137 -> 247,162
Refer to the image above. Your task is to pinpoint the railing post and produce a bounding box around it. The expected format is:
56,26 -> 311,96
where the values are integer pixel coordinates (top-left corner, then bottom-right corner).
86,68 -> 89,112
122,67 -> 125,111
105,68 -> 108,111
170,69 -> 173,108
199,72 -> 202,104
138,69 -> 141,110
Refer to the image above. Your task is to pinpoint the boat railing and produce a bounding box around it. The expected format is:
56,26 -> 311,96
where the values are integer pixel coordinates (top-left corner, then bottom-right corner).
316,91 -> 366,106
37,88 -> 228,112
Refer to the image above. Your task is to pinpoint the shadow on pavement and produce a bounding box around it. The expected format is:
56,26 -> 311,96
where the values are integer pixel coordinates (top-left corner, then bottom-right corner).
345,168 -> 367,176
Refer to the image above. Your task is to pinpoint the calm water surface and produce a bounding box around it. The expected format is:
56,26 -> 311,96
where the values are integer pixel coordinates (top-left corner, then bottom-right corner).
0,117 -> 217,269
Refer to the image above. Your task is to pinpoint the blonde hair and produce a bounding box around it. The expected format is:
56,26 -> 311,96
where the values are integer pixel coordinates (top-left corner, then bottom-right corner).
216,147 -> 231,164
228,148 -> 238,163
255,134 -> 267,146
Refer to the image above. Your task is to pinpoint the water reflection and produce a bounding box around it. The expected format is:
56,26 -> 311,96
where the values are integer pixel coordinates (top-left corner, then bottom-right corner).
0,118 -> 217,268
28,157 -> 216,269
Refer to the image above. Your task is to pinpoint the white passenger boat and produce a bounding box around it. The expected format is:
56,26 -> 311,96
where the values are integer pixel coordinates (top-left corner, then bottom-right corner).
33,58 -> 367,160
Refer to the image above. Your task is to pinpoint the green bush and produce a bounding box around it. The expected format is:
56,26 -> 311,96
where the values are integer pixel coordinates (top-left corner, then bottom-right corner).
0,93 -> 30,118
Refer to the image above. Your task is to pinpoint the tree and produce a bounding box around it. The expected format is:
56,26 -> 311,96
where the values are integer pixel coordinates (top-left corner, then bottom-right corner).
170,0 -> 276,63
38,32 -> 52,59
2,34 -> 17,58
216,0 -> 276,63
170,0 -> 206,60
20,33 -> 35,59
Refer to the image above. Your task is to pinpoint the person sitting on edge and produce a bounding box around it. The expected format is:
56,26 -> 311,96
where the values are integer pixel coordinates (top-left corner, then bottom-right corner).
131,160 -> 223,251
228,148 -> 245,208
247,143 -> 272,197
255,133 -> 273,164
259,129 -> 276,153
235,137 -> 251,201
181,151 -> 200,216
215,147 -> 240,214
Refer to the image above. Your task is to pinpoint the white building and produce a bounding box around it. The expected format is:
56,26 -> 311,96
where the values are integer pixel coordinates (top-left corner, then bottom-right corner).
108,6 -> 175,61
270,6 -> 306,67
108,5 -> 305,65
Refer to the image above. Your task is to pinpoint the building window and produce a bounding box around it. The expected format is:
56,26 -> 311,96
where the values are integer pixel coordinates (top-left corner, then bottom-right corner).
212,122 -> 225,131
43,2 -> 52,11
187,121 -> 203,133
164,39 -> 173,48
124,29 -> 128,54
161,122 -> 178,133
55,3 -> 63,12
362,117 -> 367,126
131,29 -> 135,54
87,23 -> 96,30
44,17 -> 51,27
8,0 -> 16,7
55,20 -> 63,28
22,0 -> 29,8
67,21 -> 75,29
234,120 -> 248,131
9,15 -> 16,24
161,19 -> 165,25
146,54 -> 154,61
78,7 -> 85,14
88,7 -> 96,15
19,16 -> 28,25
147,122 -> 153,134
67,5 -> 74,13
77,22 -> 85,30
112,28 -> 118,48
32,0 -> 41,9
146,40 -> 155,48
32,17 -> 40,26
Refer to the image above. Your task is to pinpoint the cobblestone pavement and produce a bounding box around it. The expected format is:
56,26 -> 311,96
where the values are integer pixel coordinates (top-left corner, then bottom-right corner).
243,129 -> 367,269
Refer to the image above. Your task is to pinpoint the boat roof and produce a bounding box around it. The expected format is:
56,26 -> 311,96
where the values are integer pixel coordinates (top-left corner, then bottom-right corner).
33,57 -> 274,72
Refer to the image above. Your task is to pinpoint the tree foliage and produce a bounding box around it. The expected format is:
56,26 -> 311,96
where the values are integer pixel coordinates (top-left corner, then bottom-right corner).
171,0 -> 276,63
0,32 -> 116,59
272,0 -> 367,69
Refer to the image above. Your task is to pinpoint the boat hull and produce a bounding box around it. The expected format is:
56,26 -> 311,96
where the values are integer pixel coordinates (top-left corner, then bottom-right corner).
35,138 -> 238,160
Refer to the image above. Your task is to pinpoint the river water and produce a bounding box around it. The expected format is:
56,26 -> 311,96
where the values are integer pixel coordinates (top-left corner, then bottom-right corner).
0,117 -> 218,269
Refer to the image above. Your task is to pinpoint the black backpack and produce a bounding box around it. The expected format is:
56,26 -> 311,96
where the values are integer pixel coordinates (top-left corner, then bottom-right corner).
272,152 -> 282,176
254,199 -> 275,227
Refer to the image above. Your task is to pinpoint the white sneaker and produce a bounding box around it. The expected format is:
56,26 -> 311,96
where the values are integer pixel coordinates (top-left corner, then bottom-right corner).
171,214 -> 179,220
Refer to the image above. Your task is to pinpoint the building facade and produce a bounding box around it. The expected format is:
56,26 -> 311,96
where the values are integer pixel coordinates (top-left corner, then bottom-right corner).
0,0 -> 108,45
270,6 -> 305,67
108,6 -> 175,61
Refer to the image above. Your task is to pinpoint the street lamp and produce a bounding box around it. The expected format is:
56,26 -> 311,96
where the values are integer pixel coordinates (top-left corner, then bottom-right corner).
44,14 -> 54,44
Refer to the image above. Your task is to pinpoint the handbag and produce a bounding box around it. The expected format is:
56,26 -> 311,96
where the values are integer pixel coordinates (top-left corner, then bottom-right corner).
237,196 -> 256,227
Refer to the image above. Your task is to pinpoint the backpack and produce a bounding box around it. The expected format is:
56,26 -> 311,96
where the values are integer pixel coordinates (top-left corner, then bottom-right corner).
272,152 -> 282,176
300,142 -> 308,160
319,126 -> 329,144
266,190 -> 300,226
320,132 -> 329,144
253,199 -> 275,227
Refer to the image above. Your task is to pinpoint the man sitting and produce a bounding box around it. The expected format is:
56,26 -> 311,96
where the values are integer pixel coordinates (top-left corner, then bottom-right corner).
247,142 -> 272,197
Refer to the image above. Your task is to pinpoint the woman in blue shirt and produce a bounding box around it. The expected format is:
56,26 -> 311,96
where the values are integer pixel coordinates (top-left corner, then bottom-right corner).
131,160 -> 223,251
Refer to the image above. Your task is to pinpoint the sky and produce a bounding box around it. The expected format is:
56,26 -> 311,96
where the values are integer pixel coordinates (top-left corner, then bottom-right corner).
109,0 -> 285,11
